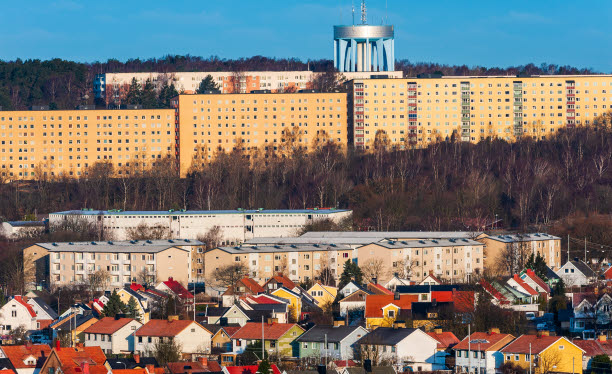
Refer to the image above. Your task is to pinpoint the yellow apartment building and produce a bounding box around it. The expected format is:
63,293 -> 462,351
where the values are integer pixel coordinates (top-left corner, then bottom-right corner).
172,91 -> 348,176
347,75 -> 612,149
0,108 -> 176,180
204,243 -> 354,284
357,238 -> 485,285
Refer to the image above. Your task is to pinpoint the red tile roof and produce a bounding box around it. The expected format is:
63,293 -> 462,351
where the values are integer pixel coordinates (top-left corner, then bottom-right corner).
161,278 -> 193,299
240,278 -> 265,294
2,344 -> 51,369
221,326 -> 241,337
231,322 -> 302,340
427,331 -> 460,349
453,290 -> 476,313
167,360 -> 222,374
83,317 -> 135,335
135,319 -> 201,337
224,365 -> 281,374
333,360 -> 357,367
264,275 -> 296,290
113,370 -> 147,374
367,283 -> 394,295
52,346 -> 107,374
365,294 -> 418,318
480,279 -> 509,304
130,283 -> 145,292
512,275 -> 539,296
0,370 -> 15,374
244,295 -> 283,304
454,332 -> 514,351
501,335 -> 576,354
572,338 -> 612,357
524,270 -> 551,293
431,291 -> 453,303
13,296 -> 36,318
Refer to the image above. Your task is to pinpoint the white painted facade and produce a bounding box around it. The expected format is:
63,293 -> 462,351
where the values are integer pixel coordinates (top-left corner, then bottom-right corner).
556,261 -> 595,287
84,319 -> 142,354
395,329 -> 442,371
135,322 -> 212,355
455,350 -> 505,374
0,298 -> 37,333
49,209 -> 352,243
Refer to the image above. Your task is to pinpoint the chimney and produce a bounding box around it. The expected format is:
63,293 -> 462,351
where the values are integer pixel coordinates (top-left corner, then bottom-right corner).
364,359 -> 372,373
434,328 -> 443,334
488,328 -> 500,335
56,340 -> 61,351
168,277 -> 173,281
81,362 -> 90,374
599,335 -> 607,342
197,357 -> 208,366
25,341 -> 32,350
133,354 -> 140,364
394,292 -> 400,300
146,364 -> 155,374
168,315 -> 179,322
76,343 -> 84,350
372,277 -> 377,285
267,317 -> 278,324
334,319 -> 346,327
537,331 -> 549,338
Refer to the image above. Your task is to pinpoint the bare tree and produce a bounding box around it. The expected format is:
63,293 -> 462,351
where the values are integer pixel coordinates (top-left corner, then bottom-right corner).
87,269 -> 111,296
361,258 -> 387,284
209,262 -> 248,289
126,222 -> 171,240
196,226 -> 224,250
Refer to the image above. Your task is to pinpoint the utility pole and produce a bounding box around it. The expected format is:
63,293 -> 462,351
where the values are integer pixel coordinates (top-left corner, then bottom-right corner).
468,324 -> 471,373
567,234 -> 570,262
261,316 -> 265,361
529,343 -> 532,374
585,237 -> 587,263
325,333 -> 328,367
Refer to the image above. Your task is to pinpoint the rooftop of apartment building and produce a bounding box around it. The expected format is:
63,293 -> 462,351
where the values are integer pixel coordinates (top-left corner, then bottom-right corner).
484,233 -> 560,243
35,240 -> 198,252
51,208 -> 351,216
300,231 -> 481,239
374,238 -> 483,249
215,243 -> 352,254
244,236 -> 382,245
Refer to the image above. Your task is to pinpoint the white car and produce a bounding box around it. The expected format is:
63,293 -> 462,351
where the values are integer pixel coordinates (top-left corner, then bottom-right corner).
525,312 -> 536,320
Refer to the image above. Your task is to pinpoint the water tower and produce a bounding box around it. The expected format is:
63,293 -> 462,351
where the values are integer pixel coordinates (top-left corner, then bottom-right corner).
333,0 -> 395,72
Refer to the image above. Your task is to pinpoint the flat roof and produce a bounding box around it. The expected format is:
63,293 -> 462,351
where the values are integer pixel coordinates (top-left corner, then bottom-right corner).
484,233 -> 560,243
215,243 -> 352,254
50,209 -> 351,216
373,238 -> 483,249
300,231 -> 481,239
35,239 -> 200,253
244,237 -> 379,245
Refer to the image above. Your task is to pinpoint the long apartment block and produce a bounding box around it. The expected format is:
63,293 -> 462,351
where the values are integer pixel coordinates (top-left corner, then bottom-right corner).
347,75 -> 612,149
173,91 -> 348,176
0,108 -> 176,179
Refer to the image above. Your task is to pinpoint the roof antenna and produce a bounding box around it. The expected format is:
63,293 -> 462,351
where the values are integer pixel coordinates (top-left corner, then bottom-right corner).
361,0 -> 367,25
352,0 -> 355,25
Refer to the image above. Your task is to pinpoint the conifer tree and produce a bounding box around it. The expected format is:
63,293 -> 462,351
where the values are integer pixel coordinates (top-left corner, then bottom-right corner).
339,260 -> 363,289
141,79 -> 157,108
101,290 -> 127,318
125,78 -> 142,105
196,74 -> 220,94
126,296 -> 141,321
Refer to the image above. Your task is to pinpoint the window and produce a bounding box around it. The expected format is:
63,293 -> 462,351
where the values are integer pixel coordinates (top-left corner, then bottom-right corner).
515,355 -> 520,361
559,345 -> 564,350
11,311 -> 16,317
388,310 -> 395,318
525,354 -> 530,362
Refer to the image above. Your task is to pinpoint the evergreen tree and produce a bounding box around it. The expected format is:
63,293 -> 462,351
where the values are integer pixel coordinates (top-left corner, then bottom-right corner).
165,296 -> 177,317
125,78 -> 142,105
257,359 -> 272,374
101,290 -> 127,318
339,260 -> 363,289
126,296 -> 140,321
196,74 -> 220,94
525,253 -> 548,281
158,83 -> 179,108
140,79 -> 157,108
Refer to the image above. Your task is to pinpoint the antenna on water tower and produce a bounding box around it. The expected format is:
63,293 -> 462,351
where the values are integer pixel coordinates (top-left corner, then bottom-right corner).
361,0 -> 367,25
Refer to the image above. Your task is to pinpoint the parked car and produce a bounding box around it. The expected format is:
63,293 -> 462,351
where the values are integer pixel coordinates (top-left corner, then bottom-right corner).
526,312 -> 536,320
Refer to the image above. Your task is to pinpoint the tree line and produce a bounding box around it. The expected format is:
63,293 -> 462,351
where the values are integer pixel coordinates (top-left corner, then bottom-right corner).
0,56 -> 600,110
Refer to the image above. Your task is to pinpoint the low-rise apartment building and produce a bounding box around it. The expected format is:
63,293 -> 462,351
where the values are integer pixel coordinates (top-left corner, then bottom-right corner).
357,239 -> 485,285
204,243 -> 354,284
23,240 -> 193,289
477,233 -> 561,273
48,208 -> 351,243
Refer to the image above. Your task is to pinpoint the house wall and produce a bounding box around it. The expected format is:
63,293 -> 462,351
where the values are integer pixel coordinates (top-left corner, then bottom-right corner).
395,330 -> 439,371
0,299 -> 36,333
175,324 -> 212,354
503,339 -> 583,374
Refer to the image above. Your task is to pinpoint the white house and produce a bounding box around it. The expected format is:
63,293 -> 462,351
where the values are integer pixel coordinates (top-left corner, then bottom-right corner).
339,289 -> 369,317
384,275 -> 412,292
83,317 -> 142,354
0,296 -> 37,333
135,317 -> 212,357
0,343 -> 52,374
338,282 -> 363,298
556,260 -> 597,287
26,298 -> 59,330
356,327 -> 441,371
453,330 -> 515,374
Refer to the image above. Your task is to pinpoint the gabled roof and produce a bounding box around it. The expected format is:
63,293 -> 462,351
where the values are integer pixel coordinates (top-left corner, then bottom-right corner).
395,285 -> 466,294
28,297 -> 59,320
264,275 -> 296,290
479,279 -> 509,304
339,289 -> 371,303
420,273 -> 443,285
11,296 -> 36,318
231,322 -> 303,340
243,294 -> 285,305
135,319 -> 204,337
224,365 -> 281,374
50,313 -> 97,330
83,317 -> 136,335
511,275 -> 539,296
501,335 -> 582,354
522,269 -> 551,293
572,338 -> 612,357
427,331 -> 460,349
454,331 -> 514,351
296,325 -> 366,343
367,283 -> 393,295
558,260 -> 596,278
52,346 -> 107,374
365,294 -> 418,318
105,357 -> 159,370
239,278 -> 265,294
2,344 -> 51,369
158,278 -> 193,299
356,327 -> 422,345
166,361 -> 222,374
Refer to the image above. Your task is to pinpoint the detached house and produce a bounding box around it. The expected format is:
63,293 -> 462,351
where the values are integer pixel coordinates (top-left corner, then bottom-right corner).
500,334 -> 584,374
156,278 -> 194,304
364,294 -> 418,329
231,322 -> 304,357
83,317 -> 142,354
0,296 -> 37,333
39,345 -> 108,374
454,329 -> 515,374
307,283 -> 338,305
296,325 -> 368,360
556,260 -> 597,287
0,344 -> 52,374
221,278 -> 264,307
135,317 -> 212,358
26,298 -> 59,330
507,275 -> 540,303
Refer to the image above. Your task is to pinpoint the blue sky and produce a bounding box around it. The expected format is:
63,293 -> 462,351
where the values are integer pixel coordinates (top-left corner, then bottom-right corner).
1,0 -> 611,72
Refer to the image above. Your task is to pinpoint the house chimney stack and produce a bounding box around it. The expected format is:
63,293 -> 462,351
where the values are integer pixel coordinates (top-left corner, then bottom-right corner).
599,335 -> 607,342
133,354 -> 140,364
488,327 -> 500,334
198,357 -> 208,366
146,364 -> 155,374
168,315 -> 179,322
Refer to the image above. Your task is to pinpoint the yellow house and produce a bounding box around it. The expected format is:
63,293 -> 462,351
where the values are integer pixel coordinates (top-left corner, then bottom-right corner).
364,294 -> 419,329
117,288 -> 150,323
271,288 -> 302,322
501,334 -> 584,374
307,283 -> 337,306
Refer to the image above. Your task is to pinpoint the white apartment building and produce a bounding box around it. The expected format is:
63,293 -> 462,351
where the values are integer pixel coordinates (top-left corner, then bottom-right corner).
48,208 -> 352,243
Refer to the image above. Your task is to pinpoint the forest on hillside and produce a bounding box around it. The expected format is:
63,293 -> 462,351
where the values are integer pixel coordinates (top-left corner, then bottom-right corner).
0,126 -> 611,246
0,55 -> 600,110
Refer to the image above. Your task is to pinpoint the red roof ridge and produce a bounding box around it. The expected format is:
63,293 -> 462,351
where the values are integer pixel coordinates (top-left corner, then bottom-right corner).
512,274 -> 538,296
13,296 -> 36,318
